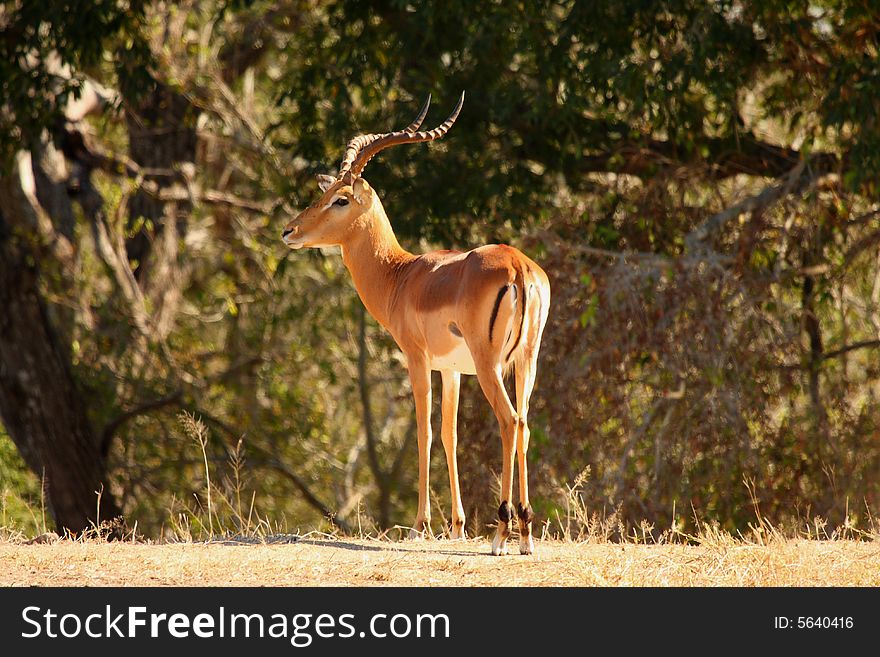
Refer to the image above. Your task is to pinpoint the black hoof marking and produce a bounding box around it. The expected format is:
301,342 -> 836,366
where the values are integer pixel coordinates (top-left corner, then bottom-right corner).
498,501 -> 514,523
517,502 -> 534,530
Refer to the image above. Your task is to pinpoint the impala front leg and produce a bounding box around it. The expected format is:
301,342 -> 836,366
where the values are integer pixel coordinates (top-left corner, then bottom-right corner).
440,369 -> 466,539
407,353 -> 433,539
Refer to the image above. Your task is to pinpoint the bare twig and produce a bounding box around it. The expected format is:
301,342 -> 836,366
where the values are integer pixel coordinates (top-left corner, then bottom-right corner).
100,390 -> 184,457
685,162 -> 814,250
839,226 -> 880,273
148,184 -> 278,214
779,340 -> 880,370
196,411 -> 351,533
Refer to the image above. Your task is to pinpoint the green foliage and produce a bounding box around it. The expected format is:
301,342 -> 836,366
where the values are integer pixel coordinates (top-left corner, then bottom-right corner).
270,0 -> 877,241
0,0 -> 151,166
0,429 -> 42,532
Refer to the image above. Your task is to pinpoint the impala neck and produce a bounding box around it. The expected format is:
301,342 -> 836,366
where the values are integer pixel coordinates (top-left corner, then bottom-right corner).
340,197 -> 413,329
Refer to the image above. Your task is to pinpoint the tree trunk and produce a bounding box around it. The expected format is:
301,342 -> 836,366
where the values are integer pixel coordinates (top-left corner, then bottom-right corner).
801,251 -> 828,437
125,80 -> 197,279
0,173 -> 121,534
120,80 -> 197,347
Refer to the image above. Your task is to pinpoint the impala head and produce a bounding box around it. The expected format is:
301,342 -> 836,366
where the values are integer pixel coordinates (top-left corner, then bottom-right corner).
281,176 -> 375,249
281,91 -> 465,249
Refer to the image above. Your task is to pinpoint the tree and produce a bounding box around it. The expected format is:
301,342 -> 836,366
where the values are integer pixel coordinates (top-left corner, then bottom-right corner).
0,0 -> 349,535
0,166 -> 121,532
0,0 -> 149,533
273,0 -> 876,242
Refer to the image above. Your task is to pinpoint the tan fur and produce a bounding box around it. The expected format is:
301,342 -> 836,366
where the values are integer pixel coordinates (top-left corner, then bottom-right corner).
283,177 -> 550,554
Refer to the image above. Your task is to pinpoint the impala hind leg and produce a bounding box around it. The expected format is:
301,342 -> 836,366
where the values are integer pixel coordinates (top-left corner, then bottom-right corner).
473,361 -> 518,556
515,353 -> 538,555
406,353 -> 433,539
515,285 -> 547,555
440,369 -> 466,539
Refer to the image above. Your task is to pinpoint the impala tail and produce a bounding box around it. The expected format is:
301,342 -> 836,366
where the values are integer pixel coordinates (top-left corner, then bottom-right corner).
505,263 -> 529,368
487,260 -> 530,375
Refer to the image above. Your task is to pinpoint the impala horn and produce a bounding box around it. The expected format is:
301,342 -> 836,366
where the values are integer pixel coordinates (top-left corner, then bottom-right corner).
337,92 -> 465,185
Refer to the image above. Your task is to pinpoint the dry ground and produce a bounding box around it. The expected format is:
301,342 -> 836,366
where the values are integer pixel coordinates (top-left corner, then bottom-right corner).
2,536 -> 879,586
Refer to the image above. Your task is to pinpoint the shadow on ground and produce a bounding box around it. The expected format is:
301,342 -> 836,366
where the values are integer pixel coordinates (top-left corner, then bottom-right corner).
209,534 -> 491,557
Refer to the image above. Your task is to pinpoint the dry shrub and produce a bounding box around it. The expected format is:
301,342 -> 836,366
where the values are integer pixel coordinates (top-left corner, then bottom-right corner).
456,200 -> 880,539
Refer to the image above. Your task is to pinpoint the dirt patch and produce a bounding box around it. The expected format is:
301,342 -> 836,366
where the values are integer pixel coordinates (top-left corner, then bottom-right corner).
2,537 -> 878,586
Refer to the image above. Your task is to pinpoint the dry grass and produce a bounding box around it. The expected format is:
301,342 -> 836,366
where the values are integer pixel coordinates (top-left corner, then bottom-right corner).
1,534 -> 879,587
3,417 -> 878,587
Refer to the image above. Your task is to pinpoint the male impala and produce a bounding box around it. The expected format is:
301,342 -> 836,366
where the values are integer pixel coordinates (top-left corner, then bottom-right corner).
282,93 -> 550,555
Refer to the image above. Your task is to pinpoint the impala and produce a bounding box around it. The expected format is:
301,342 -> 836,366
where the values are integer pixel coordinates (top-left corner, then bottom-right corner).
282,93 -> 550,555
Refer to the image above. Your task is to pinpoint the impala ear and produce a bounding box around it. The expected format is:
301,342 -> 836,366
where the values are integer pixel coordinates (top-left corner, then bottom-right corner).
352,176 -> 370,203
316,174 -> 336,193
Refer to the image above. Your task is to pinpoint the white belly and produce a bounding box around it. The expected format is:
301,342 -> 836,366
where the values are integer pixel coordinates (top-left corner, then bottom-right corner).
430,338 -> 477,375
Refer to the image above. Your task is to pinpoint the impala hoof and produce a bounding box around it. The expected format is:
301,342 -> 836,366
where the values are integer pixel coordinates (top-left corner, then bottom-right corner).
491,533 -> 509,556
408,520 -> 430,540
449,520 -> 466,540
519,535 -> 535,555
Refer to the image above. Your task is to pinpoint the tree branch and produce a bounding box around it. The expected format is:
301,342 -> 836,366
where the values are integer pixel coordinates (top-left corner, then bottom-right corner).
150,185 -> 277,214
779,340 -> 880,370
87,189 -> 154,338
685,162 -> 820,250
264,458 -> 352,534
197,411 -> 350,533
61,125 -> 277,215
840,225 -> 880,273
100,390 -> 184,457
514,113 -> 841,183
822,340 -> 880,362
11,150 -> 75,267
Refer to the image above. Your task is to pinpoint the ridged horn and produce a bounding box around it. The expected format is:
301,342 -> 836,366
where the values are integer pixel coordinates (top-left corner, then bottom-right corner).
337,92 -> 464,183
336,94 -> 431,181
403,93 -> 432,133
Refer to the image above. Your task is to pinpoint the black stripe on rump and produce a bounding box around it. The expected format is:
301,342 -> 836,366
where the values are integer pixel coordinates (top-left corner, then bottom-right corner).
505,276 -> 527,363
488,284 -> 509,343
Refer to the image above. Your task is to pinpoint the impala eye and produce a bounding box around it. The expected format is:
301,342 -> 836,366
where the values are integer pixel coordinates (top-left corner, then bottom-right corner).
334,197 -> 349,207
